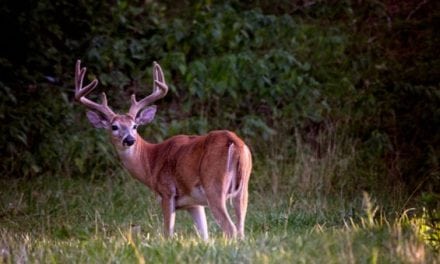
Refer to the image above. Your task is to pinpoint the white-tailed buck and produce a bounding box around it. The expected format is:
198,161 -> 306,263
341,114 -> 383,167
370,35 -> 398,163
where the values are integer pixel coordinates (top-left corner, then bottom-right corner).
74,60 -> 252,239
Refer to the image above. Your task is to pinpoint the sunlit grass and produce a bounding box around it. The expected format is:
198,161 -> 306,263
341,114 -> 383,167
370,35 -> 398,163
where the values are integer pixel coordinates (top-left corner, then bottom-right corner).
0,176 -> 438,263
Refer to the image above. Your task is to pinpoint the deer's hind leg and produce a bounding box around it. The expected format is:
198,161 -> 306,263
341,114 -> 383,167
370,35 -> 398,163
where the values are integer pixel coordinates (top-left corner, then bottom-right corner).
232,184 -> 248,239
205,190 -> 237,238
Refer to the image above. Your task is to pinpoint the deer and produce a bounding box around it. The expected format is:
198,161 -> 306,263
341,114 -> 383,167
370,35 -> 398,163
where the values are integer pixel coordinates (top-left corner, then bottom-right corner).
74,60 -> 252,240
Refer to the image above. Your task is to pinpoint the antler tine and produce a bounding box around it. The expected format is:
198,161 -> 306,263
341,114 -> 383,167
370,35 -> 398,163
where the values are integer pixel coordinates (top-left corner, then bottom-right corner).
74,60 -> 116,120
128,62 -> 168,118
153,61 -> 164,84
75,60 -> 98,100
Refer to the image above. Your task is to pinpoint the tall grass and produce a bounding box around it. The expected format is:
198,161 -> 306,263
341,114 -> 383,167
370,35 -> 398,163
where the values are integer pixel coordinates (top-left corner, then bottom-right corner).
252,120 -> 401,216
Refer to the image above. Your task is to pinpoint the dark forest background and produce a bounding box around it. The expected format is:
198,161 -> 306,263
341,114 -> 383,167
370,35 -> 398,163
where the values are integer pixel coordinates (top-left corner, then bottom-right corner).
0,1 -> 438,218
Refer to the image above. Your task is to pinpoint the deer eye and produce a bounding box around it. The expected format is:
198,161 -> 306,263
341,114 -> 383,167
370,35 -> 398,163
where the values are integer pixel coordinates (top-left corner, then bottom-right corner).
111,125 -> 118,131
133,125 -> 138,130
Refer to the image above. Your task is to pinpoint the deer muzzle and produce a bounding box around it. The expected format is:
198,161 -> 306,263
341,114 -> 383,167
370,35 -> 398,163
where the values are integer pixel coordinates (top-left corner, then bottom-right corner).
122,135 -> 136,147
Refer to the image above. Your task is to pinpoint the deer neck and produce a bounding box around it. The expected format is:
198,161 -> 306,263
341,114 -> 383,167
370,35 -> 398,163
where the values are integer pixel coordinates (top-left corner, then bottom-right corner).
115,134 -> 154,187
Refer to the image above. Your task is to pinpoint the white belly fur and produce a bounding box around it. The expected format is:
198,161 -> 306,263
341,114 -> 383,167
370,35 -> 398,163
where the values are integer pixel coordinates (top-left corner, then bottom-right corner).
176,186 -> 208,208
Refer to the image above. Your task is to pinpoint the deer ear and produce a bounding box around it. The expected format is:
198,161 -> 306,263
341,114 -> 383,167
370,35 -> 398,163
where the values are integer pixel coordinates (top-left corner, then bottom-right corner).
86,111 -> 109,129
136,105 -> 157,125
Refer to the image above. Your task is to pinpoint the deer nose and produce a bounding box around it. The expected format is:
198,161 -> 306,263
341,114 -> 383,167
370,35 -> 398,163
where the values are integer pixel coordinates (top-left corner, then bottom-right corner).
123,136 -> 135,146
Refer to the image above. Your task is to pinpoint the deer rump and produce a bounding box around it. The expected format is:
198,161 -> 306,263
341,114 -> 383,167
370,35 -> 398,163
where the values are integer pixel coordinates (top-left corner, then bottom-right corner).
147,130 -> 250,209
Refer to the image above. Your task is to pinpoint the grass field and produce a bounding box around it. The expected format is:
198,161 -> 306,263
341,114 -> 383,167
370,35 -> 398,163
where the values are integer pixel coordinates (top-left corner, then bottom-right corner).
1,173 -> 437,263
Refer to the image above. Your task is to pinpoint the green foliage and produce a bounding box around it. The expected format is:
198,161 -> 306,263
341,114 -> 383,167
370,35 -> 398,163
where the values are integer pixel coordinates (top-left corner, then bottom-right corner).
0,0 -> 438,208
0,0 -> 118,178
0,83 -> 119,178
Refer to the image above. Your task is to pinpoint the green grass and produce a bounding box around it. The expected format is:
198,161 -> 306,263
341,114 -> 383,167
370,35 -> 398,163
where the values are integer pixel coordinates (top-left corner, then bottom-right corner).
0,175 -> 438,263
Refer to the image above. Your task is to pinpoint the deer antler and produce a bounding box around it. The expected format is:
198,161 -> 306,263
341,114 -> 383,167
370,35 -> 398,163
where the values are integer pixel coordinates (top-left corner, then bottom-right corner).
128,62 -> 168,118
75,60 -> 116,120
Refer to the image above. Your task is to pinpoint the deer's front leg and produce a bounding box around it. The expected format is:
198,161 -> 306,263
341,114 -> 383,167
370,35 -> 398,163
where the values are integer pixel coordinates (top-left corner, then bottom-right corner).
161,195 -> 176,238
187,206 -> 209,240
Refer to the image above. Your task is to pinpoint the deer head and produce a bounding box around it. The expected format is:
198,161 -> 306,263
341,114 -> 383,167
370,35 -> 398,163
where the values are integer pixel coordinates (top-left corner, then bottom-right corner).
74,60 -> 168,150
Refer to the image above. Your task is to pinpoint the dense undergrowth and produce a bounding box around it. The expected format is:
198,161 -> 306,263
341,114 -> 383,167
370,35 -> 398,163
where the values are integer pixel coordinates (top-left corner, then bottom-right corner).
0,0 -> 439,261
1,0 -> 438,196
